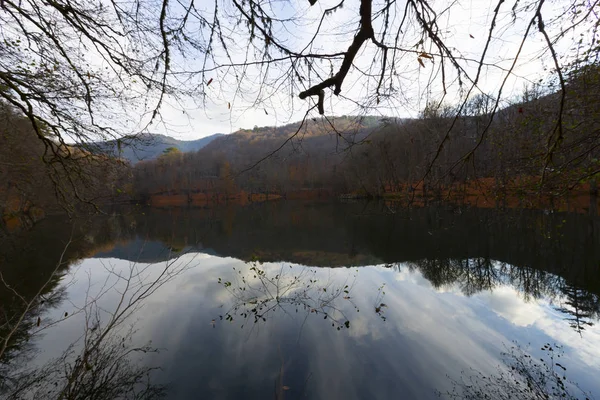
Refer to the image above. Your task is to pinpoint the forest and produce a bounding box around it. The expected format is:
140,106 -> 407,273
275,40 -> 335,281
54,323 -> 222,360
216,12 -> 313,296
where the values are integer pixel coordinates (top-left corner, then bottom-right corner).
0,0 -> 598,232
0,103 -> 131,233
131,63 -> 600,210
2,61 -> 600,233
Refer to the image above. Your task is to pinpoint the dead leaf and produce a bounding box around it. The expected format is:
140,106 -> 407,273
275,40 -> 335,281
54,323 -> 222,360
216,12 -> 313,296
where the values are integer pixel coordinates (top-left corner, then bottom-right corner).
417,58 -> 425,68
283,386 -> 290,390
264,109 -> 268,115
206,78 -> 213,86
228,102 -> 231,109
37,317 -> 41,327
419,52 -> 433,59
469,34 -> 475,39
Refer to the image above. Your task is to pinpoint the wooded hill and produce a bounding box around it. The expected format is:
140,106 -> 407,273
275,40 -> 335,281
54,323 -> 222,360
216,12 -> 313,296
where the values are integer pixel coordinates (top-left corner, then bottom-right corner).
132,64 -> 600,207
0,104 -> 131,235
2,63 -> 599,230
133,115 -> 383,201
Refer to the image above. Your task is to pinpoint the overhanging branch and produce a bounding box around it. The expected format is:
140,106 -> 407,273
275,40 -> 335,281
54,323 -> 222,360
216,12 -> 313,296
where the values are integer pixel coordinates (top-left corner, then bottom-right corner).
299,0 -> 374,114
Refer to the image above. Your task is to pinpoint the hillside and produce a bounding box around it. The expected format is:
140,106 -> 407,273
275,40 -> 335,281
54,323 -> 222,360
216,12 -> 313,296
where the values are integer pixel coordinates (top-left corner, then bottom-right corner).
1,104 -> 131,235
132,116 -> 388,198
199,116 -> 383,164
131,64 -> 600,207
87,133 -> 224,164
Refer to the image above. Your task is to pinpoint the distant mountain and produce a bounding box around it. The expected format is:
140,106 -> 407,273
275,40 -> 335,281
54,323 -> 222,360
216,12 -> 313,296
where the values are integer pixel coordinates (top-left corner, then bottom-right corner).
88,133 -> 224,164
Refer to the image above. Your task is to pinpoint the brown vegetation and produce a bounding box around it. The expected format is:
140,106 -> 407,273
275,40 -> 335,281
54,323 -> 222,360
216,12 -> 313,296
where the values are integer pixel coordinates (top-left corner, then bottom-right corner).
131,64 -> 600,213
0,104 -> 131,235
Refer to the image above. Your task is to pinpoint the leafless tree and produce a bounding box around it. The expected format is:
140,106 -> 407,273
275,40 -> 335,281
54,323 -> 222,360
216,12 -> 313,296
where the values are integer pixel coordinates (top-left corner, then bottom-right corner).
0,240 -> 198,399
1,0 -> 598,176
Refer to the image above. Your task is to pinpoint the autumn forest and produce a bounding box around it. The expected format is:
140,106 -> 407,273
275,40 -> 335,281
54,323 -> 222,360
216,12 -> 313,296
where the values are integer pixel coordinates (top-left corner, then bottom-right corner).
2,62 -> 600,234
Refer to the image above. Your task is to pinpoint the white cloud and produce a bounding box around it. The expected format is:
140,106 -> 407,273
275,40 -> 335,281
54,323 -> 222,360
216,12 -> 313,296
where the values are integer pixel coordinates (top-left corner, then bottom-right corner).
477,286 -> 548,327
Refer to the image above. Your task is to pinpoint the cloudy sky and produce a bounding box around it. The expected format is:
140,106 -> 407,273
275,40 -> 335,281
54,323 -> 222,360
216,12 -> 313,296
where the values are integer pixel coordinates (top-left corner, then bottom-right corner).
35,254 -> 600,398
3,0 -> 592,144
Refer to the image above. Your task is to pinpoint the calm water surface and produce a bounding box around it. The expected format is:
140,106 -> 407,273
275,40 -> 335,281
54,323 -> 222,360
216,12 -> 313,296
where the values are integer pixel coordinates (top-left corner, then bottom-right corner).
1,201 -> 600,399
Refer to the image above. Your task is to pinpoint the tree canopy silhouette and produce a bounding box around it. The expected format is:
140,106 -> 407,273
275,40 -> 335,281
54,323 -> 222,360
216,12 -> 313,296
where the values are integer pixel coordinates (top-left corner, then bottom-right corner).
1,0 -> 599,208
2,0 -> 598,142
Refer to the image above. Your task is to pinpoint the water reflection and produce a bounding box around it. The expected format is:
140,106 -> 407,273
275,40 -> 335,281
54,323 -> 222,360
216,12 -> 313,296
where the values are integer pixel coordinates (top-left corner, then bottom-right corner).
439,342 -> 593,399
405,259 -> 600,335
216,261 -> 359,332
0,247 -> 196,399
1,202 -> 600,398
5,325 -> 166,400
555,286 -> 598,335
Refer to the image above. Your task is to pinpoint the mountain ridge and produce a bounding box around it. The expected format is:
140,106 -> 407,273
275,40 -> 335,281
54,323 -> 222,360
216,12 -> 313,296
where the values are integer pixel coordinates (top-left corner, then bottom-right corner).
88,132 -> 225,164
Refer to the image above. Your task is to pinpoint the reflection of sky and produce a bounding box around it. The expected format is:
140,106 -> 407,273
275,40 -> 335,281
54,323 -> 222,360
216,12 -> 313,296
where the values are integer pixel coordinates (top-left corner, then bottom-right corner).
34,254 -> 600,399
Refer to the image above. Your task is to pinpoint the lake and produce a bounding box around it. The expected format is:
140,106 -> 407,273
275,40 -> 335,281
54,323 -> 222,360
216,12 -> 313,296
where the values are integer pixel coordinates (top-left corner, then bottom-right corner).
1,201 -> 599,399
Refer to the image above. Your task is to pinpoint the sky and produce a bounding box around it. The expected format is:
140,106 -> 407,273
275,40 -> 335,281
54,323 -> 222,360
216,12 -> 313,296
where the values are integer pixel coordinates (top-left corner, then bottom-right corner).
3,0 -> 595,144
28,0 -> 589,143
137,0 -> 589,141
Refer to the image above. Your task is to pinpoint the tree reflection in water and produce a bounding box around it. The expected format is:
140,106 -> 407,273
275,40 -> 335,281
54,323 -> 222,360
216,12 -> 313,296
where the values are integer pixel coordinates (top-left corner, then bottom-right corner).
215,260 -> 366,333
555,286 -> 598,336
215,260 -> 393,398
215,256 -> 600,338
2,204 -> 600,398
4,327 -> 165,400
0,245 -> 198,399
438,342 -> 595,400
402,259 -> 600,336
